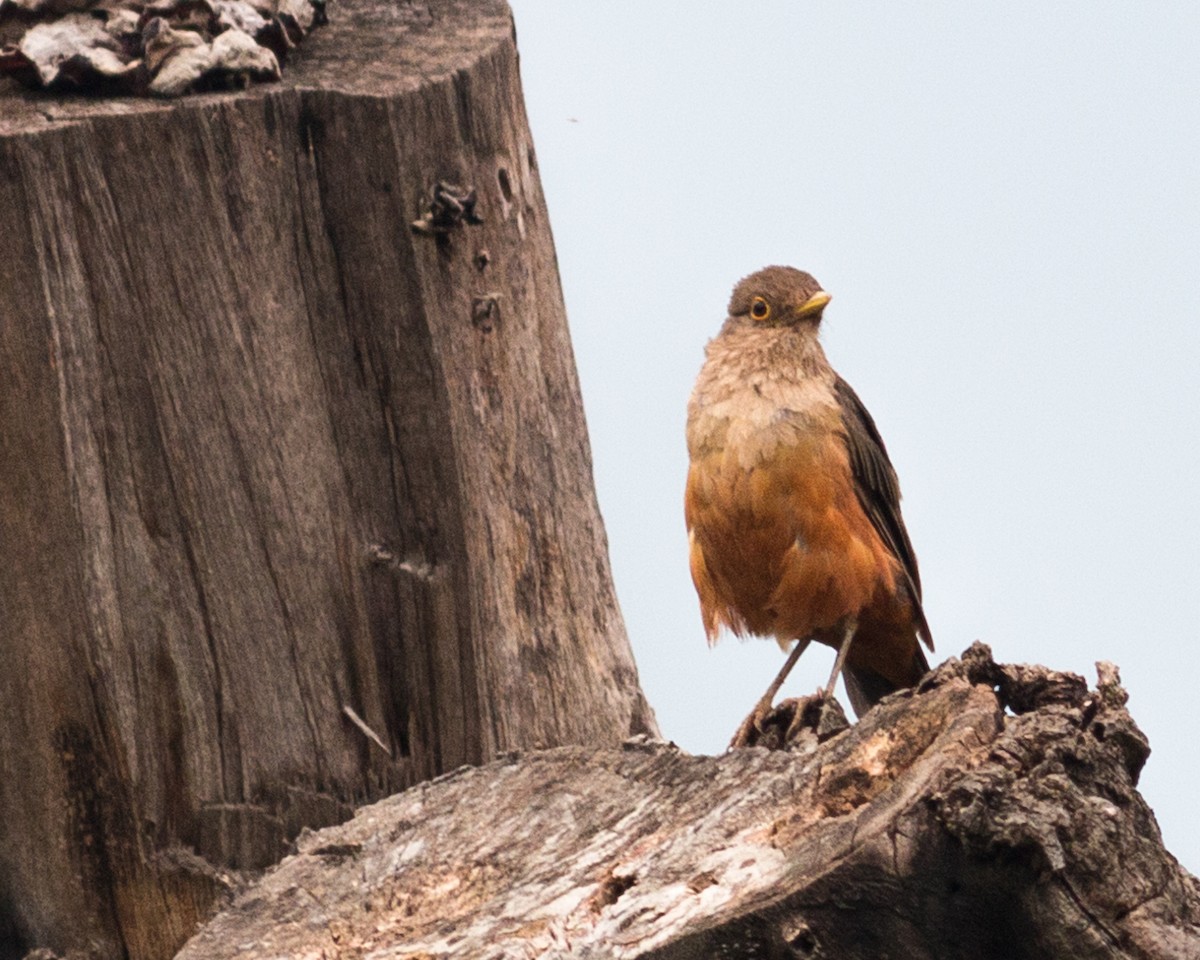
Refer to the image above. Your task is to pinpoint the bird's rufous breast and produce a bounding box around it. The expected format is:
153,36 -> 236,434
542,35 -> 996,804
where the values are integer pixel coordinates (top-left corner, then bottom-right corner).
685,324 -> 898,648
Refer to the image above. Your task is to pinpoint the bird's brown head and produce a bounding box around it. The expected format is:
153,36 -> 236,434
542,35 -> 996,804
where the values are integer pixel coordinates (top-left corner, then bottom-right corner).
727,266 -> 831,330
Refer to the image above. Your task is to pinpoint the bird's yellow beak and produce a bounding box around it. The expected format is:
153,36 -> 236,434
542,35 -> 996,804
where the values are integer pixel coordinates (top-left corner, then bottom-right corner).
796,291 -> 832,318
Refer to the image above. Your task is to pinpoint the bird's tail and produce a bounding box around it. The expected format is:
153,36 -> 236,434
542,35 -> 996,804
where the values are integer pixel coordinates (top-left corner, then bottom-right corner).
843,644 -> 930,718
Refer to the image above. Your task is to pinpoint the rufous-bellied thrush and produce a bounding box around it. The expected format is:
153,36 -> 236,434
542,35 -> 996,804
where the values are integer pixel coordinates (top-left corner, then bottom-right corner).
685,266 -> 932,746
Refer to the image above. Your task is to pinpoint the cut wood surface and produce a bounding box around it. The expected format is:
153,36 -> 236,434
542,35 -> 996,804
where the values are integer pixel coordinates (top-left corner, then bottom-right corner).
179,644 -> 1200,960
0,2 -> 655,957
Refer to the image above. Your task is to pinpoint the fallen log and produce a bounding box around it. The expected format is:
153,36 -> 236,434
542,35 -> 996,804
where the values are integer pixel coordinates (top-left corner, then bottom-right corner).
179,643 -> 1200,959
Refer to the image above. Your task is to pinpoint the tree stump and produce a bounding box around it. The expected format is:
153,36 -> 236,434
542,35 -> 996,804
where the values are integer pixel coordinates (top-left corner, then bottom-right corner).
176,645 -> 1200,960
0,2 -> 655,957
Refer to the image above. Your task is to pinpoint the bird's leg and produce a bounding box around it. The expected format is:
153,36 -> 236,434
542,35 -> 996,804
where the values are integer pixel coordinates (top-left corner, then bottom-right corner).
813,618 -> 857,731
776,620 -> 858,744
822,618 -> 857,699
729,637 -> 812,748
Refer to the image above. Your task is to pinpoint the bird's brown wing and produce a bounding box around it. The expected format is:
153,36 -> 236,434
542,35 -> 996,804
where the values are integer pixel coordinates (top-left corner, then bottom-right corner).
833,375 -> 933,650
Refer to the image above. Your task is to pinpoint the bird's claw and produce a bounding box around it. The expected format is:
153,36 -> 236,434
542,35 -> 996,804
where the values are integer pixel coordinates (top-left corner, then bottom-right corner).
728,695 -> 774,749
782,687 -> 849,744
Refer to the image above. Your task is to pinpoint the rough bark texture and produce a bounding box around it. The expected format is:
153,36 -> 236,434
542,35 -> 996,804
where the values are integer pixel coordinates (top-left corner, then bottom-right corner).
0,2 -> 655,957
179,644 -> 1199,960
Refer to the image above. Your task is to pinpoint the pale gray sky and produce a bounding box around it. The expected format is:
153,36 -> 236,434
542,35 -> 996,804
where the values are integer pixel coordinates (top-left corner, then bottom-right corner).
508,2 -> 1200,872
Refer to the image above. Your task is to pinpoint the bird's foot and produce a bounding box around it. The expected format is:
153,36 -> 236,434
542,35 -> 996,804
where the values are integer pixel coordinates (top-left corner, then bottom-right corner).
730,692 -> 849,750
728,695 -> 775,749
782,687 -> 849,744
817,687 -> 850,739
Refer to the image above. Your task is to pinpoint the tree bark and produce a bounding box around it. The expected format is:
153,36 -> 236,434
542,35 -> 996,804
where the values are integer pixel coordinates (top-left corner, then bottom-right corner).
0,2 -> 656,957
178,644 -> 1199,960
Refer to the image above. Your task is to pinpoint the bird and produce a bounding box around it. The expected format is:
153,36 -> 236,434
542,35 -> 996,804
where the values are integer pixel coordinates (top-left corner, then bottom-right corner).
684,265 -> 932,746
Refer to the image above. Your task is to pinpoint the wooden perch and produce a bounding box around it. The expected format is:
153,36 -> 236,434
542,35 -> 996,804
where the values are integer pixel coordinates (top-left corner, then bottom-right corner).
178,644 -> 1200,959
0,1 -> 654,956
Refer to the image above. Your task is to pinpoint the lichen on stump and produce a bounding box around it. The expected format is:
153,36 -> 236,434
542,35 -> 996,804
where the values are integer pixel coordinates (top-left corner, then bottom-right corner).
0,0 -> 323,97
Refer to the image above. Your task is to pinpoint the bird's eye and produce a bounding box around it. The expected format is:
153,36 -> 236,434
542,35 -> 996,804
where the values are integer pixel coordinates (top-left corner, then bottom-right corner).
749,297 -> 771,321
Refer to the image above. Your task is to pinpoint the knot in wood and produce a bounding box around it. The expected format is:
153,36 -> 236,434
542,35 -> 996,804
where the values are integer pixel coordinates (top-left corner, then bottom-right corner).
472,293 -> 501,331
778,916 -> 819,957
411,181 -> 483,241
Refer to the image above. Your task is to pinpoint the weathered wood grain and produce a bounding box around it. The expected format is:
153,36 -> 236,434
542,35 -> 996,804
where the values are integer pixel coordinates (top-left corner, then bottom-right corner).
0,2 -> 655,957
178,645 -> 1200,960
